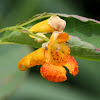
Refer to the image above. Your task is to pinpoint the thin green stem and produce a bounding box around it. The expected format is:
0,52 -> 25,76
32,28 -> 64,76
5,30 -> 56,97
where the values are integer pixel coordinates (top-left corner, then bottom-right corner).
0,13 -> 49,33
0,28 -> 8,33
20,13 -> 55,27
21,26 -> 29,31
0,27 -> 22,33
0,13 -> 56,42
29,33 -> 49,42
0,26 -> 49,42
0,12 -> 56,34
20,26 -> 49,42
20,12 -> 47,27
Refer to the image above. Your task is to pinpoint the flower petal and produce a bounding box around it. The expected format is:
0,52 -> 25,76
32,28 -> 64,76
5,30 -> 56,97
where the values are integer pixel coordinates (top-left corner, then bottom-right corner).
48,32 -> 69,47
46,42 -> 70,65
47,16 -> 66,31
29,18 -> 56,33
63,56 -> 79,76
40,62 -> 67,82
56,32 -> 69,43
18,47 -> 46,71
18,64 -> 28,71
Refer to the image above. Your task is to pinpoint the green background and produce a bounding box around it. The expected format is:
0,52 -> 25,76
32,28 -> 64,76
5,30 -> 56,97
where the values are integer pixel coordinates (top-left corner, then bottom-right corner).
0,0 -> 100,100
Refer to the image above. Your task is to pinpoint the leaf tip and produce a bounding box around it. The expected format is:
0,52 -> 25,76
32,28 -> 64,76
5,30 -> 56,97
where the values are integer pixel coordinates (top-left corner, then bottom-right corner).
95,48 -> 100,52
69,35 -> 80,40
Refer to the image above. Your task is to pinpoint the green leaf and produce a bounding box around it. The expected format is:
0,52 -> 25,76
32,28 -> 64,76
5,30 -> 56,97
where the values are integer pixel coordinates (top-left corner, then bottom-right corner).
58,14 -> 100,48
0,44 -> 28,99
68,35 -> 100,61
0,13 -> 100,61
0,31 -> 43,48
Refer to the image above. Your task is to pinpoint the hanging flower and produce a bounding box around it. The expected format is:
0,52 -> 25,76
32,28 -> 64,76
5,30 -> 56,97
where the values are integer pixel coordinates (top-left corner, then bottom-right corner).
18,16 -> 79,82
18,31 -> 79,82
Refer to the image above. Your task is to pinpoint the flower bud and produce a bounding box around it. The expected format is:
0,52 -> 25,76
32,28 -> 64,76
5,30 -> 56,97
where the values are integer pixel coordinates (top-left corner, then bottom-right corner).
47,16 -> 66,31
29,16 -> 66,33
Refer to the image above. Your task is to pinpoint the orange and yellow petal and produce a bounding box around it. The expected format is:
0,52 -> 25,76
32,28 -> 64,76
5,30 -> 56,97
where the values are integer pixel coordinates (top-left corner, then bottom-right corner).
56,32 -> 69,43
40,62 -> 67,82
48,32 -> 69,47
18,64 -> 28,71
29,16 -> 66,33
18,47 -> 46,71
29,19 -> 56,33
46,42 -> 70,65
63,56 -> 79,76
46,31 -> 70,65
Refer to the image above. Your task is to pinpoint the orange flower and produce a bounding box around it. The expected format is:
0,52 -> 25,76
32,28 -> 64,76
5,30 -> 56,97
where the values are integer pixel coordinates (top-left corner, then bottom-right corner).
28,16 -> 66,43
18,32 -> 79,82
29,16 -> 66,33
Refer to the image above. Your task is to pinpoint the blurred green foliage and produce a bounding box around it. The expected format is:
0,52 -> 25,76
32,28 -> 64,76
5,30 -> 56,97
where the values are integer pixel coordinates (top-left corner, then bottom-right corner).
0,0 -> 100,100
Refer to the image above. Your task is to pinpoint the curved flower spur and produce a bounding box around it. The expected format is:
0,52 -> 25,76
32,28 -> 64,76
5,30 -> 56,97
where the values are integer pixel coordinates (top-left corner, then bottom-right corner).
18,16 -> 79,82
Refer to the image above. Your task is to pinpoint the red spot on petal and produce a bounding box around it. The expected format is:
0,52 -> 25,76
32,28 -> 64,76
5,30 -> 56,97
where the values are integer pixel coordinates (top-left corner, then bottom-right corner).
57,58 -> 59,60
53,58 -> 56,60
55,52 -> 58,54
64,61 -> 68,63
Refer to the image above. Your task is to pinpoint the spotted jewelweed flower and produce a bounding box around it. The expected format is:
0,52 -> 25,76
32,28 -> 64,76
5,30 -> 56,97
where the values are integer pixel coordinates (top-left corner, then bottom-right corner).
29,16 -> 66,43
18,16 -> 79,82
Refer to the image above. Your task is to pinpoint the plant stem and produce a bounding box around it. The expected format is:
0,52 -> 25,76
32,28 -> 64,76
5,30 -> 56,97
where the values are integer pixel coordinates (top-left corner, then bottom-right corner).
20,13 -> 55,27
0,12 -> 55,33
20,12 -> 47,27
21,26 -> 49,42
0,27 -> 22,33
0,13 -> 56,42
